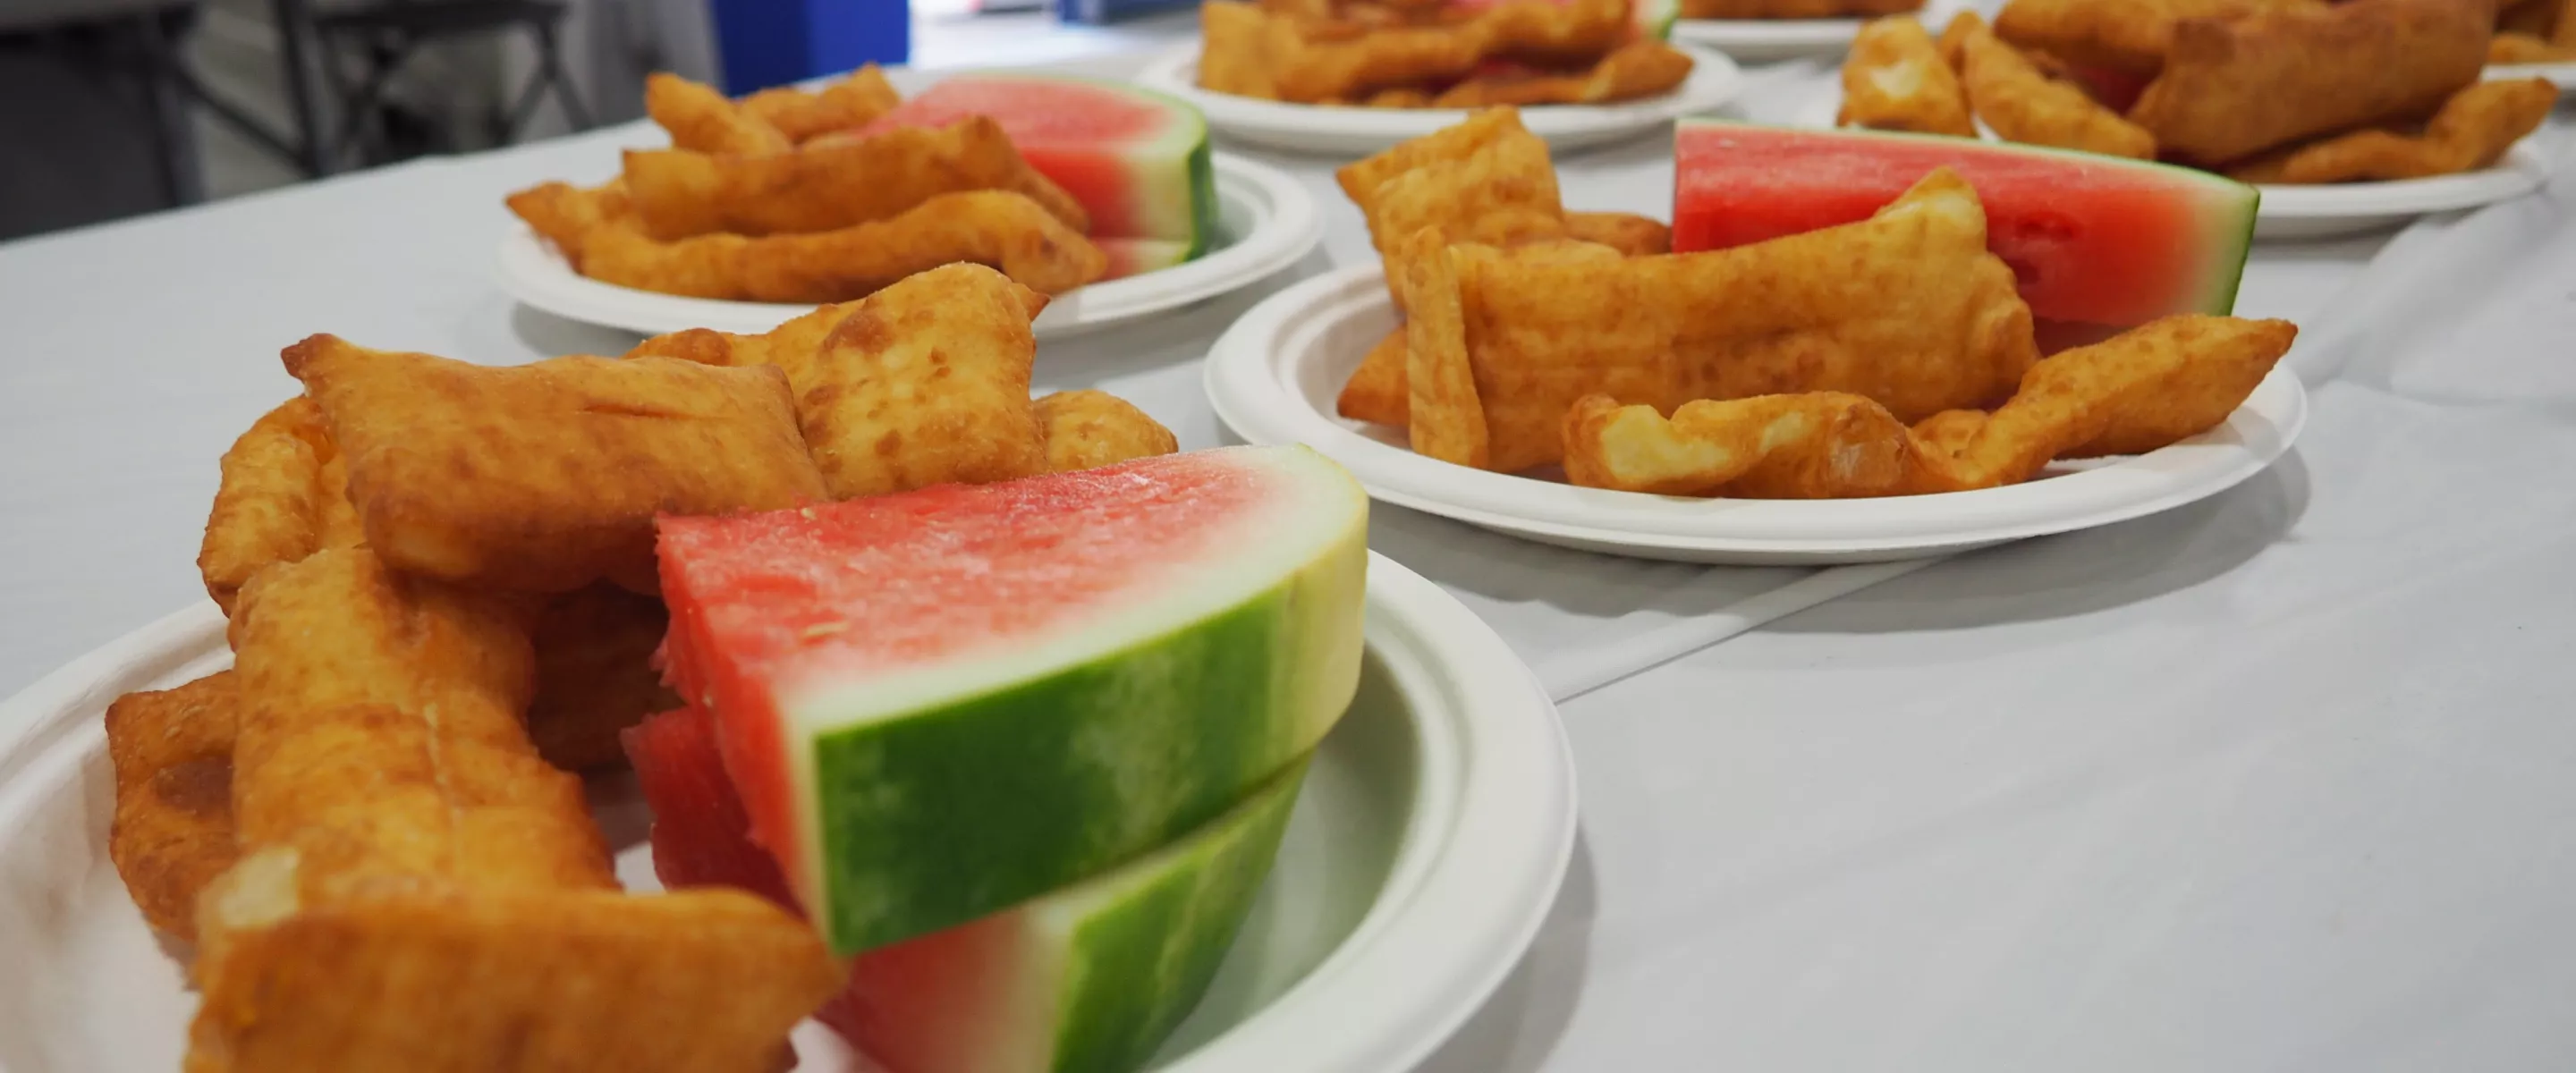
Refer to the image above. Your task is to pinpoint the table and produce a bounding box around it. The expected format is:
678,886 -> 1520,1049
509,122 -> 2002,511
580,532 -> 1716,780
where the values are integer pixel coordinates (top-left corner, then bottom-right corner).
4,46 -> 2572,1073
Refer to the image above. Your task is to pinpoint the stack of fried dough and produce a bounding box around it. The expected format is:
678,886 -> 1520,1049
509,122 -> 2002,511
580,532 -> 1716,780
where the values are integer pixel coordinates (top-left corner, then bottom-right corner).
1833,0 -> 2555,183
1199,0 -> 1696,106
111,265 -> 1178,1072
507,68 -> 1108,303
1334,108 -> 2298,498
2491,0 -> 2576,63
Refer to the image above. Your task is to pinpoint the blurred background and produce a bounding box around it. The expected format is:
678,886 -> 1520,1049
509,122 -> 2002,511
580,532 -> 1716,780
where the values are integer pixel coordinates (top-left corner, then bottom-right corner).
0,0 -> 1193,240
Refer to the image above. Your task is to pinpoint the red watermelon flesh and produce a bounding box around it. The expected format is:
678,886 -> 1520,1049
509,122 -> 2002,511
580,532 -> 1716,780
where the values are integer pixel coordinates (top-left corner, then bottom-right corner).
1673,119 -> 2257,327
849,75 -> 1216,249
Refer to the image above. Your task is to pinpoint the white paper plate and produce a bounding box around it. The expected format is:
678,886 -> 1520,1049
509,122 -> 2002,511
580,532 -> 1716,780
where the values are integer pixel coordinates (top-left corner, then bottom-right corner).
0,553 -> 1575,1073
1790,93 -> 2554,241
2486,59 -> 2576,94
1204,264 -> 2309,565
495,153 -> 1321,342
1669,0 -> 1972,63
1131,43 -> 1742,155
1670,16 -> 1862,63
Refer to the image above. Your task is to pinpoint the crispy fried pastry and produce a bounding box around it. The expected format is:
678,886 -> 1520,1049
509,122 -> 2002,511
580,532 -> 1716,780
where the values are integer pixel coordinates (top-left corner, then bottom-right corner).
504,179 -> 631,263
1397,169 -> 2038,473
106,672 -> 240,941
1563,391 -> 1953,497
622,116 -> 1087,240
198,397 -> 364,614
1558,314 -> 2294,497
526,585 -> 679,773
741,64 -> 902,141
1035,390 -> 1182,472
1428,39 -> 1696,106
1197,0 -> 1639,104
796,264 -> 1051,498
1839,15 -> 1977,137
1960,21 -> 2157,157
643,72 -> 792,156
2489,31 -> 2576,63
1953,313 -> 2296,473
1337,329 -> 1413,426
2497,0 -> 2561,38
192,548 -> 837,1073
1936,9 -> 1983,68
1991,0 -> 2326,77
2128,0 -> 2489,164
1682,0 -> 1921,16
1348,109 -> 1568,293
2227,78 -> 2555,183
579,190 -> 1107,303
285,336 -> 825,593
1563,210 -> 1671,255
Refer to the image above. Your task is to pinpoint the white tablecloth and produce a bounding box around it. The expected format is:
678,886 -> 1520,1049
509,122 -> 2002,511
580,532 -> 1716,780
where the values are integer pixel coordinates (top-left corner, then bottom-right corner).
3,46 -> 2572,1073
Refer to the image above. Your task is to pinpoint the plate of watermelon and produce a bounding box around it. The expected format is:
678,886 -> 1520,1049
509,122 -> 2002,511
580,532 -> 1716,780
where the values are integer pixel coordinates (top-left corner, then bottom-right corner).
1203,261 -> 2307,565
1133,41 -> 1744,155
0,508 -> 1579,1072
498,74 -> 1323,342
1793,91 -> 2555,241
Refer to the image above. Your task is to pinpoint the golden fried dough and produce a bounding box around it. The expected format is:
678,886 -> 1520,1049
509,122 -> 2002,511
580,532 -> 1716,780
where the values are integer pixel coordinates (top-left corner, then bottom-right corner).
1682,0 -> 1921,16
1428,39 -> 1696,106
1955,314 -> 2296,475
1401,226 -> 1491,468
1936,9 -> 1984,69
1035,390 -> 1182,472
1563,210 -> 1671,256
1399,169 -> 2038,473
1558,314 -> 2295,497
1563,392 -> 1953,497
623,116 -> 1087,240
503,179 -> 631,263
525,585 -> 678,773
192,887 -> 837,1073
193,549 -> 835,1073
106,672 -> 239,941
2227,78 -> 2555,183
1337,328 -> 1414,426
1960,21 -> 2157,157
643,72 -> 791,156
2497,0 -> 2561,38
2489,30 -> 2576,63
1197,0 -> 1636,104
741,64 -> 901,141
1840,15 -> 1977,137
285,336 -> 825,593
796,264 -> 1050,498
580,190 -> 1107,303
2128,0 -> 2488,165
1991,0 -> 2325,76
198,397 -> 363,614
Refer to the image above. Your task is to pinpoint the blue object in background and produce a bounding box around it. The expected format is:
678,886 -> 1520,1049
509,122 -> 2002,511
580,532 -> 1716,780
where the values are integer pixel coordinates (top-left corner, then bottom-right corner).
1055,0 -> 1192,24
711,0 -> 911,95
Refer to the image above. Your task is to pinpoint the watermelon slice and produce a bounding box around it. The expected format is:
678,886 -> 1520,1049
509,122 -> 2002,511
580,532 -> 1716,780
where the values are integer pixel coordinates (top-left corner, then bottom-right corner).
656,445 -> 1367,955
1672,119 -> 2258,328
623,704 -> 1307,1073
1098,238 -> 1198,281
857,75 -> 1217,252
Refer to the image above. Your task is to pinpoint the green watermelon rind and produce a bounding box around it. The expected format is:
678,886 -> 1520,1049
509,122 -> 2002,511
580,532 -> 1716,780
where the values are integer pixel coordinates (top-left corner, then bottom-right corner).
1675,117 -> 2260,317
1039,756 -> 1308,1072
1632,0 -> 1677,39
780,454 -> 1368,954
928,73 -> 1218,254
